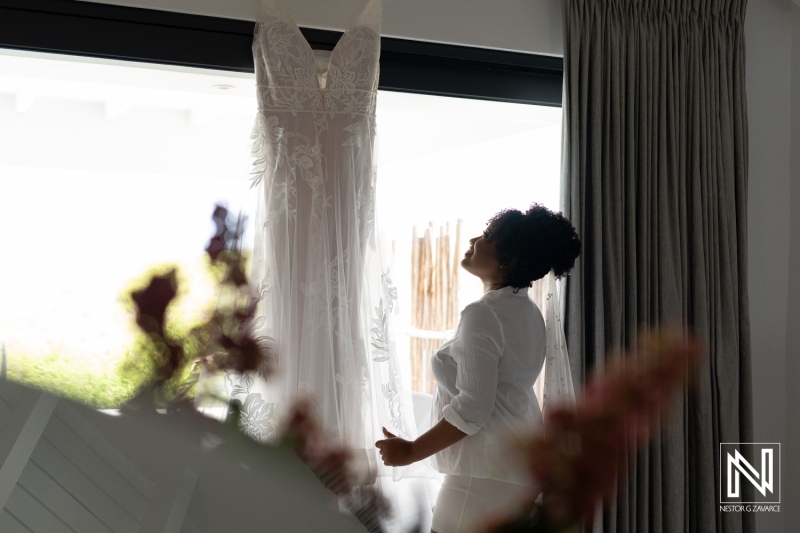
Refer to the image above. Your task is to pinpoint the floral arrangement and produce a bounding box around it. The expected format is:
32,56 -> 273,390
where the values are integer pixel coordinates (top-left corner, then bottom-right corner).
125,205 -> 390,529
483,328 -> 704,533
123,205 -> 268,412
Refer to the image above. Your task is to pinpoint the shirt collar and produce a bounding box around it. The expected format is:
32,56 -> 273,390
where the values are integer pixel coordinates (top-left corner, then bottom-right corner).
483,285 -> 529,299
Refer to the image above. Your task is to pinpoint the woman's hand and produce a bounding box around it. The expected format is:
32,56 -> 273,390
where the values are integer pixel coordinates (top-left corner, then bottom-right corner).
375,427 -> 418,466
376,419 -> 468,467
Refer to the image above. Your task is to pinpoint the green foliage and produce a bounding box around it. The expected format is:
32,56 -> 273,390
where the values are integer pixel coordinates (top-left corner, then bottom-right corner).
116,205 -> 266,413
6,350 -> 141,408
7,257 -> 223,409
6,207 -> 255,412
117,262 -> 215,408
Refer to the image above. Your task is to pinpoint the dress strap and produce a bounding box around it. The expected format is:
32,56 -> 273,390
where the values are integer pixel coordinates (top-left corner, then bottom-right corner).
355,0 -> 382,35
257,0 -> 289,25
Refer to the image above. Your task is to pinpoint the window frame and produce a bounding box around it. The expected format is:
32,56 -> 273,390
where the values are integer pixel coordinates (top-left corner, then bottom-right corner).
0,0 -> 563,106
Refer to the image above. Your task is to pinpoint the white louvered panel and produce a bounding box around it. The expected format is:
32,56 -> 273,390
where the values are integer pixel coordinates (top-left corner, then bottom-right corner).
0,382 -> 21,432
0,388 -> 57,515
17,461 -> 112,533
53,403 -> 152,495
181,517 -> 206,533
0,394 -> 10,432
0,381 -> 20,408
29,438 -> 139,533
43,415 -> 150,518
4,485 -> 72,533
0,508 -> 31,533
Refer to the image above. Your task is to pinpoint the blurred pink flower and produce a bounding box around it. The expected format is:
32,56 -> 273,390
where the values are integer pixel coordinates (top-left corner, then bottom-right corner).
486,326 -> 703,533
130,270 -> 177,334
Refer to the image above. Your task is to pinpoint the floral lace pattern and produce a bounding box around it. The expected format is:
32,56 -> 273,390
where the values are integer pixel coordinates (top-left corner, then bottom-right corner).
226,372 -> 278,440
254,2 -> 379,118
378,271 -> 409,437
531,271 -> 576,416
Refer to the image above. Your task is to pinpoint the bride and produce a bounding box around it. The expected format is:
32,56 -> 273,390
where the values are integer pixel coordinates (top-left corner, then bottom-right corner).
376,203 -> 581,533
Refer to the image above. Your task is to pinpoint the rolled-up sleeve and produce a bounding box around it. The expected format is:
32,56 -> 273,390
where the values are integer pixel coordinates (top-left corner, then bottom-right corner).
443,302 -> 505,435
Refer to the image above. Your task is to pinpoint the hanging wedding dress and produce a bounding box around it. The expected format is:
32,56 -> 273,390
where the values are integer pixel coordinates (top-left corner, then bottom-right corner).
226,0 -> 428,529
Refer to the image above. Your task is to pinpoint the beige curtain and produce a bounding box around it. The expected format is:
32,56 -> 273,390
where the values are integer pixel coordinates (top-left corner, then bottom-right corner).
560,1 -> 754,532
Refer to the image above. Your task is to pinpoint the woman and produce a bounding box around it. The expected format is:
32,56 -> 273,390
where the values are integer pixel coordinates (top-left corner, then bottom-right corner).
376,204 -> 581,533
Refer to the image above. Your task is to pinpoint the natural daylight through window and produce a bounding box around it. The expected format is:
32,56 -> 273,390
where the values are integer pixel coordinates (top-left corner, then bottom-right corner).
0,50 -> 561,406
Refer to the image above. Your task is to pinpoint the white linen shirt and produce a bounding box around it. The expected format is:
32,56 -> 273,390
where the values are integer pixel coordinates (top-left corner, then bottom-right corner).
430,286 -> 546,484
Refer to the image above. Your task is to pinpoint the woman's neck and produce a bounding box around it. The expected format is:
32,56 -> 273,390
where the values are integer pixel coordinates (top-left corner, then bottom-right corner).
482,280 -> 502,293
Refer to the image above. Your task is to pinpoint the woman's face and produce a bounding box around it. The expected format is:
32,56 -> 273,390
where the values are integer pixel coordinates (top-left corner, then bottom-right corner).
461,232 -> 501,284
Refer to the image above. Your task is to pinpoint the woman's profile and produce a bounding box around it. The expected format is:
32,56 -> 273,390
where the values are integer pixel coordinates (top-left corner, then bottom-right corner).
376,203 -> 581,533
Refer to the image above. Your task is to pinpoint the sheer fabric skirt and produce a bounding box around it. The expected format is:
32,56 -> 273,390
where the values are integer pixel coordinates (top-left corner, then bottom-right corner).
431,475 -> 532,533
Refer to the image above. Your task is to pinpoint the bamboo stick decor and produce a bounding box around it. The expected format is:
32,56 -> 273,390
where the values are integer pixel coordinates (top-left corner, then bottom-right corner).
409,220 -> 462,394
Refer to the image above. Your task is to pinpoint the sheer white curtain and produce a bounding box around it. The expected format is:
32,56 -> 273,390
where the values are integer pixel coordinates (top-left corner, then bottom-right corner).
532,271 -> 576,418
220,0 -> 430,530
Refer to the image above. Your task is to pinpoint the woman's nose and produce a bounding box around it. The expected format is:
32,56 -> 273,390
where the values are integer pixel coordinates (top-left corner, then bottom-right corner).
469,236 -> 478,244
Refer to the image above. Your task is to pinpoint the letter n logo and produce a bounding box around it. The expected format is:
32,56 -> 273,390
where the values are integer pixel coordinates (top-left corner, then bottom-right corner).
720,443 -> 781,504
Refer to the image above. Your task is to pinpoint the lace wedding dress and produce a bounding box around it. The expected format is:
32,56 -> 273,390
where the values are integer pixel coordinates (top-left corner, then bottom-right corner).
226,0 -> 428,529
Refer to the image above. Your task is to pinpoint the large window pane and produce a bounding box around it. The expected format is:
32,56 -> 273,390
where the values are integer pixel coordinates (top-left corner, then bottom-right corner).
376,91 -> 561,393
0,50 -> 256,406
0,49 -> 561,405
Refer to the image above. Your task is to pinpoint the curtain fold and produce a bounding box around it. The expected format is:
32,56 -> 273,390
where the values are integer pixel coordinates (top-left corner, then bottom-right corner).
560,1 -> 753,531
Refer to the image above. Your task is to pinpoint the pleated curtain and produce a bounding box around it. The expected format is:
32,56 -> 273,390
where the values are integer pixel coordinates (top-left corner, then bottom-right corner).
560,0 -> 754,531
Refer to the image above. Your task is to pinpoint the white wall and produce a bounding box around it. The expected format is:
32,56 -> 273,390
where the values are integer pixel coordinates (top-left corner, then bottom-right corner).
785,4 -> 800,529
747,0 -> 799,531
73,0 -> 799,531
746,1 -> 792,531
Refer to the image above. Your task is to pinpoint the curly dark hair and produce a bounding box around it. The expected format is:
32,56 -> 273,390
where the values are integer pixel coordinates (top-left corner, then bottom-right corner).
483,203 -> 581,288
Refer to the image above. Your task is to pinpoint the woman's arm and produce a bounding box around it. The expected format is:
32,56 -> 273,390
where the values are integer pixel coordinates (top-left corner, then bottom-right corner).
375,419 -> 467,467
376,303 -> 502,466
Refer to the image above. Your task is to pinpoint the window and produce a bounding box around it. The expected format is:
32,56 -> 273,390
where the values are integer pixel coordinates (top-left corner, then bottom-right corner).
0,50 -> 257,406
376,92 -> 561,392
0,1 -> 563,405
